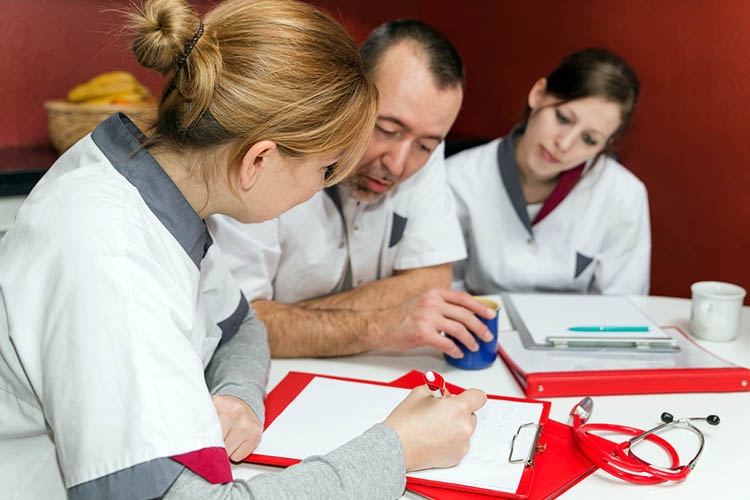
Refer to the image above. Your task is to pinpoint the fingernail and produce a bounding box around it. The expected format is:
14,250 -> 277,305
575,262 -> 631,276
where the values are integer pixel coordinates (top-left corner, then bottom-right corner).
487,307 -> 496,318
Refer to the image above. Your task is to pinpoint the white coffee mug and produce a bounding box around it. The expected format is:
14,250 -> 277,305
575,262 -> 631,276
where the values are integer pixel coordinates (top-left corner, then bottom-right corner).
689,281 -> 746,341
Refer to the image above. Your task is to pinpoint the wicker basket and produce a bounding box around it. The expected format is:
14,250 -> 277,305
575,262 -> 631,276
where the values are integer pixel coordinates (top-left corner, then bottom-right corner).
44,100 -> 158,153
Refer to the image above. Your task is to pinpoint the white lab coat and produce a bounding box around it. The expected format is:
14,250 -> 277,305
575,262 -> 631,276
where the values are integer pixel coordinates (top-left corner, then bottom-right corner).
447,130 -> 651,295
209,142 -> 466,302
0,114 -> 243,499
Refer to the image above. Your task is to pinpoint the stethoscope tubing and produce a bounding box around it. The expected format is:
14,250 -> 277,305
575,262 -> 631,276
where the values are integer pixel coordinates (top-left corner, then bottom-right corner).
572,414 -> 689,484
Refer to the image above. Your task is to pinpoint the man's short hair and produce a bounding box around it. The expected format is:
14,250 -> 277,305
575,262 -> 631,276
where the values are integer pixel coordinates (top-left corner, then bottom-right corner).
360,20 -> 465,90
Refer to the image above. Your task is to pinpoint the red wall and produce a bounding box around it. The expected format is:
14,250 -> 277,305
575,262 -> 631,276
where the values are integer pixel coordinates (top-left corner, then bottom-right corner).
2,0 -> 748,302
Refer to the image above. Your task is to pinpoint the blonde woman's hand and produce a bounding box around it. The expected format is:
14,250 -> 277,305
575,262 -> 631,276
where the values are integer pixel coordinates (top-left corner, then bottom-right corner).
211,394 -> 263,461
383,385 -> 487,471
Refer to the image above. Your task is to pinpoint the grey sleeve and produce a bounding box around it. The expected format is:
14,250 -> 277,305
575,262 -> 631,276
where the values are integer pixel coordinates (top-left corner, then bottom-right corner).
205,305 -> 270,424
163,423 -> 406,500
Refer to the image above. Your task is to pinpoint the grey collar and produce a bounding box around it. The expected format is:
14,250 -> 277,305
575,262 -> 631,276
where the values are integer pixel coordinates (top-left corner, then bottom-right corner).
324,185 -> 343,215
91,113 -> 212,268
497,123 -> 532,236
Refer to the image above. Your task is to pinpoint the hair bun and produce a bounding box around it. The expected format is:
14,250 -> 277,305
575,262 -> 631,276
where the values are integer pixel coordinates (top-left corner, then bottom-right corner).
130,0 -> 201,74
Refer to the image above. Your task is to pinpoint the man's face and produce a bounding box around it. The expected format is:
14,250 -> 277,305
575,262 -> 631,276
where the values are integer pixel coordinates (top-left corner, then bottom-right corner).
341,42 -> 463,202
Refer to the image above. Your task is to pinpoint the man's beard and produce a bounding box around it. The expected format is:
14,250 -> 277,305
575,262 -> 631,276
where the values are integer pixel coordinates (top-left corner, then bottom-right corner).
338,177 -> 381,203
339,165 -> 397,203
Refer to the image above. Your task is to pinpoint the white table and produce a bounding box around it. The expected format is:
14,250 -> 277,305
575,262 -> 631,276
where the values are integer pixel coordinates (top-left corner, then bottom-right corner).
233,295 -> 750,498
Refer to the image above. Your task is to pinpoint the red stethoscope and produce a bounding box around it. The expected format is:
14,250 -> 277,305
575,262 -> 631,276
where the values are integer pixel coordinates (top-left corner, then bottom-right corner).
570,397 -> 720,484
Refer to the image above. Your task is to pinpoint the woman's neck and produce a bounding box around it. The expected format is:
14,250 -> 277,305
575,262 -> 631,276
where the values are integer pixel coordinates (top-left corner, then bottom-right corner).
150,145 -> 232,219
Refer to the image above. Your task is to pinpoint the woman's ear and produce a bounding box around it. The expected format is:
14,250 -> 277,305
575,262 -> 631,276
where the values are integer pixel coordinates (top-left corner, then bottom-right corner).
527,78 -> 547,111
238,140 -> 277,191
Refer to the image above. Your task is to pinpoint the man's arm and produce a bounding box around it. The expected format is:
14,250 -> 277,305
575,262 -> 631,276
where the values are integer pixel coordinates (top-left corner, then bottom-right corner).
298,263 -> 452,311
253,287 -> 494,358
252,300 -> 384,357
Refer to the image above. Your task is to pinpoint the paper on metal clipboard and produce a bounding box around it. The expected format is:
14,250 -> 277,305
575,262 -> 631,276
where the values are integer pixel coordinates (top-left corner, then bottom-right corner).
502,293 -> 678,351
498,326 -> 734,374
252,377 -> 544,494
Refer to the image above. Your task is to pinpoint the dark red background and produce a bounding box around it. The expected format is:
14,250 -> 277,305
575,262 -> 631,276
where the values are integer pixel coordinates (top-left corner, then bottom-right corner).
2,0 -> 748,302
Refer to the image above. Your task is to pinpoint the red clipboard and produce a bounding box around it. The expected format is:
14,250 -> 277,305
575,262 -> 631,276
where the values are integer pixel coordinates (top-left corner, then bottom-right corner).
388,371 -> 598,500
406,421 -> 596,500
498,327 -> 750,398
246,370 -> 551,499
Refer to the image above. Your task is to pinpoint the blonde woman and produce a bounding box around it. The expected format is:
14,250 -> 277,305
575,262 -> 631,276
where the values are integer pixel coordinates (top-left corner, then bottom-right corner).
0,1 -> 485,499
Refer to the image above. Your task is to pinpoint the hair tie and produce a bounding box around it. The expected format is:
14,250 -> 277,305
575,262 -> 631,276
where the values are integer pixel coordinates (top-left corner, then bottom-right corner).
177,22 -> 204,69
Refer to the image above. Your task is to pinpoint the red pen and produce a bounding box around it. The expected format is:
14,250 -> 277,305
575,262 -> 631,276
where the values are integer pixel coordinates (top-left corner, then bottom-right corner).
423,370 -> 446,398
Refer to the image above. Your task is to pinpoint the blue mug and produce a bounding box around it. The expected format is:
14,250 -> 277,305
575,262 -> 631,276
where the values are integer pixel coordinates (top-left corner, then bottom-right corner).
444,297 -> 500,370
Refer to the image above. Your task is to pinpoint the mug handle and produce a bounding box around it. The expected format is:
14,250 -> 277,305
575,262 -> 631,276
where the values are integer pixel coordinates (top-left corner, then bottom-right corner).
699,300 -> 713,320
692,300 -> 712,331
699,300 -> 731,327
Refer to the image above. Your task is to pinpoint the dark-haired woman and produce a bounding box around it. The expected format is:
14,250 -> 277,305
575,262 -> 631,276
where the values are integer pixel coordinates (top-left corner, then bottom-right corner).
448,48 -> 650,295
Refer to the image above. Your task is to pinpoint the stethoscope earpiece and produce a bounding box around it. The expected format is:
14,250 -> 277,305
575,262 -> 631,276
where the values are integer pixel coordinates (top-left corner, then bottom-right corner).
661,411 -> 720,426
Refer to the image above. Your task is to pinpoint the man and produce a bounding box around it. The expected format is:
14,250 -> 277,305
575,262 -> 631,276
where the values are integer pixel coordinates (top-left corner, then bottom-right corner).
209,20 -> 495,358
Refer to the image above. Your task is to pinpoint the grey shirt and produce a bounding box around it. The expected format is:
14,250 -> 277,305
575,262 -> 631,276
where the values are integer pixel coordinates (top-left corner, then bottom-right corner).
165,424 -> 406,500
205,308 -> 270,424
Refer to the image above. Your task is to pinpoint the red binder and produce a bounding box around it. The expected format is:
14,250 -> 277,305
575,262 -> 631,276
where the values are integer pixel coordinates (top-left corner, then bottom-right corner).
246,370 -> 551,499
498,327 -> 750,398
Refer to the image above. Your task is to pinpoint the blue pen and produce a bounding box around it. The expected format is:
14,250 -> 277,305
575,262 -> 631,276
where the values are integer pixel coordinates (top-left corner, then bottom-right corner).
568,326 -> 650,332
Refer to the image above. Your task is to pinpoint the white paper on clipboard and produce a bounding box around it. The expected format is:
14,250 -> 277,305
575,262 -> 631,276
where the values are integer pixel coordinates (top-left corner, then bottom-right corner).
498,326 -> 734,373
253,377 -> 544,494
503,293 -> 677,351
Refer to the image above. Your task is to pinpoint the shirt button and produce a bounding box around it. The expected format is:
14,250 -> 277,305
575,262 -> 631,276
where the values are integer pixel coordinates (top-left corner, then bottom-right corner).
356,279 -> 363,285
526,238 -> 533,245
338,241 -> 345,249
353,225 -> 360,231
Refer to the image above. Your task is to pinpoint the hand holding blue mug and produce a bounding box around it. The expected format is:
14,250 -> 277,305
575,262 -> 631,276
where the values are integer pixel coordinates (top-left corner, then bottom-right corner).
445,296 -> 500,370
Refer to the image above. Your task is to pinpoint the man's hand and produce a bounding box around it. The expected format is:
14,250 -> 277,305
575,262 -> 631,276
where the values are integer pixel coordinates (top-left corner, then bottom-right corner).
211,394 -> 263,461
380,288 -> 496,358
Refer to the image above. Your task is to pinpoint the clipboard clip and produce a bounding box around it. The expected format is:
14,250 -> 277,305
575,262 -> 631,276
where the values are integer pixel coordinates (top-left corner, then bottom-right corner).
509,422 -> 544,467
